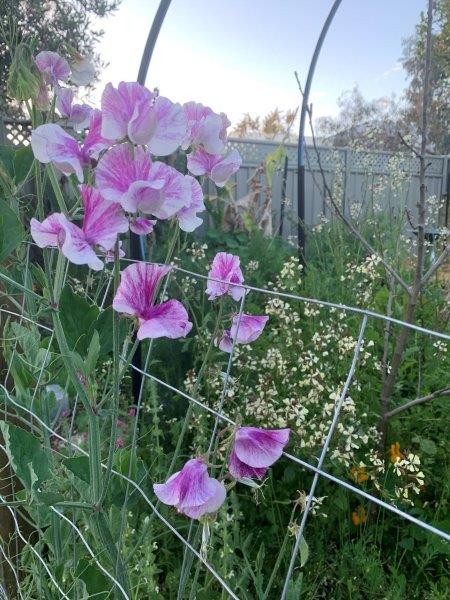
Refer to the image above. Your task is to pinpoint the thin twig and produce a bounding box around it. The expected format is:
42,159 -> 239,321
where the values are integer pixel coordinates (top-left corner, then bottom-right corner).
385,387 -> 450,418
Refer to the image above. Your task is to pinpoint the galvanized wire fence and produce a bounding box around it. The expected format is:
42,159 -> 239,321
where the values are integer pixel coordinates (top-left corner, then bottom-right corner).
0,247 -> 449,599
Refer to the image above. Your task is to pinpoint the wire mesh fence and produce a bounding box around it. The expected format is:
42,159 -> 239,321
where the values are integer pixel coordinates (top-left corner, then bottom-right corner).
0,246 -> 449,599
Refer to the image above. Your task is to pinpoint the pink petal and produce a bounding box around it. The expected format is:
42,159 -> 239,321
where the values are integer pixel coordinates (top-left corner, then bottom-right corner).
206,252 -> 245,301
104,241 -> 125,263
129,217 -> 156,235
56,87 -> 74,118
67,103 -> 92,132
234,427 -> 290,469
146,96 -> 186,156
136,163 -> 191,219
196,114 -> 225,154
182,479 -> 226,518
80,185 -> 128,250
228,450 -> 267,480
30,213 -> 67,248
216,330 -> 233,353
153,471 -> 182,506
176,459 -> 214,511
230,314 -> 269,344
82,109 -> 111,161
95,144 -> 154,205
112,262 -> 170,320
58,219 -> 104,271
210,149 -> 242,187
176,176 -> 205,232
35,51 -> 70,84
31,124 -> 84,182
137,299 -> 192,340
186,147 -> 216,177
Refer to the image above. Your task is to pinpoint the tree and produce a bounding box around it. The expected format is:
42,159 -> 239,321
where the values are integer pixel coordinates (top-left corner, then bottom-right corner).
0,0 -> 120,116
232,108 -> 298,141
401,0 -> 449,153
315,86 -> 403,150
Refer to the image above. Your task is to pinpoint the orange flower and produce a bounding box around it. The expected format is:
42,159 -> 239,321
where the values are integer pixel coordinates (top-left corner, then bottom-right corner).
389,442 -> 404,464
350,465 -> 369,483
352,506 -> 367,526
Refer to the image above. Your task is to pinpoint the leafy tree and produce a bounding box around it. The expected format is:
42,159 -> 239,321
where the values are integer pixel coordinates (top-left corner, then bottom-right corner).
401,0 -> 449,152
315,86 -> 403,150
232,108 -> 298,141
0,0 -> 120,116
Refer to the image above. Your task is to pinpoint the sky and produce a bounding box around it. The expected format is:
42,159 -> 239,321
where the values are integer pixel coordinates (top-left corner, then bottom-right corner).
93,0 -> 427,128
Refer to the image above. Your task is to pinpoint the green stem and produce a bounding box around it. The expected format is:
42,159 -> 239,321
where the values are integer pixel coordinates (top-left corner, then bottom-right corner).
47,164 -> 68,214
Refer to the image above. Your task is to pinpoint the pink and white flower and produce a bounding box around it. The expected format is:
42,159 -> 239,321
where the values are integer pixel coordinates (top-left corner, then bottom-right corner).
228,427 -> 290,480
56,87 -> 92,131
187,147 -> 242,187
175,176 -> 205,232
101,82 -> 185,152
31,115 -> 110,182
30,185 -> 128,270
182,102 -> 229,154
153,458 -> 226,519
35,51 -> 70,85
217,314 -> 269,353
112,262 -> 192,340
31,124 -> 85,181
206,252 -> 245,301
129,216 -> 156,235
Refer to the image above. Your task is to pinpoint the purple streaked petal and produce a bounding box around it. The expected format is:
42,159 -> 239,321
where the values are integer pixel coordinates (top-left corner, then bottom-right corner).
182,478 -> 226,518
136,163 -> 191,219
210,149 -> 242,187
95,144 -> 153,204
153,471 -> 182,506
137,299 -> 192,340
70,56 -> 95,86
30,213 -> 68,248
58,219 -> 104,271
112,262 -> 170,320
82,109 -> 111,161
129,217 -> 156,235
206,252 -> 245,301
228,450 -> 267,480
216,330 -> 233,353
234,427 -> 290,469
230,314 -> 269,344
186,147 -> 216,177
35,51 -> 70,85
146,96 -> 186,156
176,176 -> 205,232
80,185 -> 128,250
31,124 -> 84,182
101,81 -> 155,142
56,87 -> 74,118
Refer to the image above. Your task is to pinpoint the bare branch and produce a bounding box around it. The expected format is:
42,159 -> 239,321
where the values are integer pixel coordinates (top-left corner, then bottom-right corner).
421,243 -> 450,287
397,131 -> 421,159
385,387 -> 450,419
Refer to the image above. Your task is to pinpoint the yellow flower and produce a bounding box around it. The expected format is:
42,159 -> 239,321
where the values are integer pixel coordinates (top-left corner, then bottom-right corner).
389,442 -> 404,464
349,465 -> 369,483
352,506 -> 367,526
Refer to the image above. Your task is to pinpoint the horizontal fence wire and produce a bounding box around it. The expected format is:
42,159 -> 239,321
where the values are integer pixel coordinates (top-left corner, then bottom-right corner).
0,253 -> 449,599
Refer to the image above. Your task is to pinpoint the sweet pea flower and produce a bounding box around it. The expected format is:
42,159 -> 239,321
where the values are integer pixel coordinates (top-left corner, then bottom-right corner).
217,314 -> 269,353
153,458 -> 226,519
175,176 -> 205,232
96,144 -> 192,218
101,82 -> 185,152
30,185 -> 128,270
70,55 -> 96,86
129,216 -> 157,235
35,51 -> 70,85
31,123 -> 85,181
206,252 -> 245,301
31,114 -> 110,182
112,262 -> 192,340
187,147 -> 242,187
182,102 -> 229,155
56,87 -> 92,131
228,427 -> 290,480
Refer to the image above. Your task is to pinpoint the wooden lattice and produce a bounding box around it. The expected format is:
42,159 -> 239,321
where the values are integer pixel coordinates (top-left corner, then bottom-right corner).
1,118 -> 32,147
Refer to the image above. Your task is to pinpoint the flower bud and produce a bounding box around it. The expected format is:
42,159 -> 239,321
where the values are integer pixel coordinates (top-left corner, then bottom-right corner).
7,43 -> 42,102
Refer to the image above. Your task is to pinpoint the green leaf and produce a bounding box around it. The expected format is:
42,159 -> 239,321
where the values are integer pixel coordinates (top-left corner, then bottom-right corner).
419,438 -> 437,455
0,421 -> 49,490
0,146 -> 15,182
0,201 -> 24,262
13,146 -> 34,185
286,572 -> 303,600
75,559 -> 111,598
266,145 -> 285,185
399,537 -> 414,551
64,456 -> 90,484
59,285 -> 99,354
90,306 -> 128,357
299,535 -> 309,567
